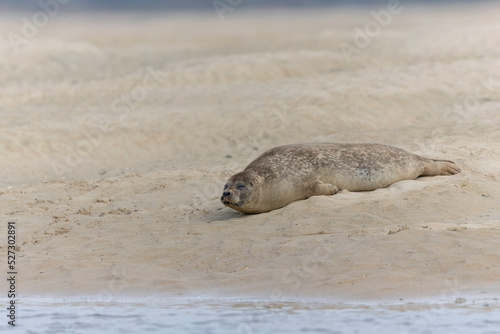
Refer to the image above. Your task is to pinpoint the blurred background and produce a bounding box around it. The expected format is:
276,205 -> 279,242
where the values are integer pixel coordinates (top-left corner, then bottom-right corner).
0,0 -> 493,11
1,0 -> 499,186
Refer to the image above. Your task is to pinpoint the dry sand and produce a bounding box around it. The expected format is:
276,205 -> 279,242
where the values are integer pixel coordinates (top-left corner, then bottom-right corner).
1,4 -> 500,301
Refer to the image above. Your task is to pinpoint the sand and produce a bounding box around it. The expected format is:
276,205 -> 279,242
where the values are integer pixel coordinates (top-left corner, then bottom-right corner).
1,3 -> 500,302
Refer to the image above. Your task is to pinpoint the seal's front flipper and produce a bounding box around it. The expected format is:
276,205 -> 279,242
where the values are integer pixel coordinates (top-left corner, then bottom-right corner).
309,180 -> 340,197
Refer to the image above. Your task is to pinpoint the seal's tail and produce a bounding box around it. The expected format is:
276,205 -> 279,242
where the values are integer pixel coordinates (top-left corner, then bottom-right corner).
416,155 -> 461,176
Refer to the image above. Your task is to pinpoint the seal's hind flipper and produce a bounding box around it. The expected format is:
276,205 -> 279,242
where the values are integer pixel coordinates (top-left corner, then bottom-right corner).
416,155 -> 461,176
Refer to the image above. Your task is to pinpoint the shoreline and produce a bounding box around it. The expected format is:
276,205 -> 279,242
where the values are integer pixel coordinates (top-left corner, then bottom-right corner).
6,294 -> 500,311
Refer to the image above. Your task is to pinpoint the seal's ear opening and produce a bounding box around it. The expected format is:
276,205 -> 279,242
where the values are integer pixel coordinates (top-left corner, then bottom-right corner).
250,182 -> 253,186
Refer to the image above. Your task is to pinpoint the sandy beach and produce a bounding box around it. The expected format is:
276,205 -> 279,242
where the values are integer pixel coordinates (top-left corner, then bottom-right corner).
1,3 -> 500,302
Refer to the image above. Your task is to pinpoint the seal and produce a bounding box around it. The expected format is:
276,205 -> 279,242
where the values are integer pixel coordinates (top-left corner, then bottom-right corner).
221,143 -> 460,213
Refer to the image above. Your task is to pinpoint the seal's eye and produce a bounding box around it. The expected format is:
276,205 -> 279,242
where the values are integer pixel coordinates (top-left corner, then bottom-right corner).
236,183 -> 246,190
224,183 -> 229,190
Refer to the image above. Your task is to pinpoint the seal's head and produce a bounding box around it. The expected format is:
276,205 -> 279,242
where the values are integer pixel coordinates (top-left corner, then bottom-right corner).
221,171 -> 262,213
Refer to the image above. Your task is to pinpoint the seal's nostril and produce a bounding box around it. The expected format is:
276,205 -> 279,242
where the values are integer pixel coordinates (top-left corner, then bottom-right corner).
223,191 -> 231,197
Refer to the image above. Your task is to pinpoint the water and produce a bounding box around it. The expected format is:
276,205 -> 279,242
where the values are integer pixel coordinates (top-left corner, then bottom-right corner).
2,298 -> 500,334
